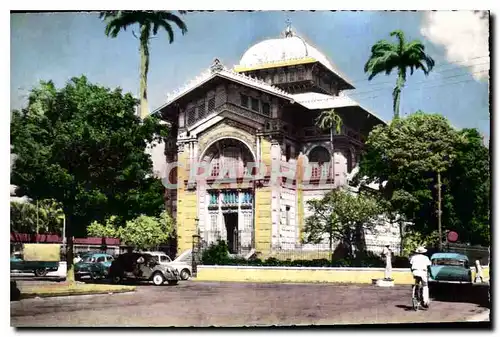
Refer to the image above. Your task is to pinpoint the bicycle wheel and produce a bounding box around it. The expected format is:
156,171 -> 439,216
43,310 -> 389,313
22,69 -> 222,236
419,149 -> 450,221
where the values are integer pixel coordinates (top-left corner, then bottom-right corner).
412,285 -> 419,311
412,297 -> 419,311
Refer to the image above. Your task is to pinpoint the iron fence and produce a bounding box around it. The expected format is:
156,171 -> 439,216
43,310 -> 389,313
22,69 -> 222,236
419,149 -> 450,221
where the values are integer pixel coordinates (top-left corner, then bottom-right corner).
440,243 -> 490,265
266,243 -> 402,262
201,230 -> 254,255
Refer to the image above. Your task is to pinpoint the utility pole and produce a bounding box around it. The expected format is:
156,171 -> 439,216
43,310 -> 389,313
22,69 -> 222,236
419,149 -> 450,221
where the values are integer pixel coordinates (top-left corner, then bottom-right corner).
36,200 -> 39,243
437,171 -> 442,250
62,215 -> 66,245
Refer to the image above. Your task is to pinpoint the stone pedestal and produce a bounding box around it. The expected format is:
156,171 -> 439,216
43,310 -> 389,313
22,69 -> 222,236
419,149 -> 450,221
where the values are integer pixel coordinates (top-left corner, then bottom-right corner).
373,278 -> 395,287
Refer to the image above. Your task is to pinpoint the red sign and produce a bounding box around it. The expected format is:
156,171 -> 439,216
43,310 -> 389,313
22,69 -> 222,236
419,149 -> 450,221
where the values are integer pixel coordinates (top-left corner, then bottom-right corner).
447,231 -> 459,243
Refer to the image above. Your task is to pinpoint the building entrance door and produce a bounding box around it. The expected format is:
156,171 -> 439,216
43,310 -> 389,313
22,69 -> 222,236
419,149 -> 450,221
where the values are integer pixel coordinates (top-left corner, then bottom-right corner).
224,213 -> 238,254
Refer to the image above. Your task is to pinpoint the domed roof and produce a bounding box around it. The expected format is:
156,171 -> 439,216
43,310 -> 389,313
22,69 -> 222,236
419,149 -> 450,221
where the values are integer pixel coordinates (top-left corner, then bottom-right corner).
240,35 -> 335,70
235,26 -> 352,88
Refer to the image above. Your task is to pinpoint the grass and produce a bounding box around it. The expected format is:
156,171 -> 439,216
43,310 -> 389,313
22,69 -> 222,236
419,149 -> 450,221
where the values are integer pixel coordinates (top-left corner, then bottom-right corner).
18,282 -> 136,299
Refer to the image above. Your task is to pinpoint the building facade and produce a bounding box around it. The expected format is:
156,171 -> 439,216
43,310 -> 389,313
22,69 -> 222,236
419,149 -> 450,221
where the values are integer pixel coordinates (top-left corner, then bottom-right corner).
153,25 -> 391,256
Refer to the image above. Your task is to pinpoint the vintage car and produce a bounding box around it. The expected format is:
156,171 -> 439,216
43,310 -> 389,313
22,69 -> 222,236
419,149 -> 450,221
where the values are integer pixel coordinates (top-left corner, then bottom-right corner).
428,252 -> 472,284
108,252 -> 180,286
143,251 -> 192,280
75,253 -> 114,280
10,251 -> 59,277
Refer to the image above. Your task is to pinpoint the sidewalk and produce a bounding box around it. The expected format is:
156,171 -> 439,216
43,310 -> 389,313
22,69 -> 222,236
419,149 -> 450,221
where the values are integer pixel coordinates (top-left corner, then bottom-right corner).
467,310 -> 490,322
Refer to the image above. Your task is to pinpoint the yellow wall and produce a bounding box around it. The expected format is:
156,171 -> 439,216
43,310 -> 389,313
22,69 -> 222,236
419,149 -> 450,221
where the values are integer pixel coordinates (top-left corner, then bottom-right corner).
176,150 -> 198,254
472,267 -> 490,281
260,138 -> 272,168
253,138 -> 273,254
195,266 -> 490,285
196,266 -> 415,284
254,187 -> 272,253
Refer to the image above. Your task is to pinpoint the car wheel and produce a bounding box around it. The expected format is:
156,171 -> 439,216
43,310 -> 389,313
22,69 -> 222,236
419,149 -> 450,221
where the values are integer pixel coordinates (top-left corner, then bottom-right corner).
167,280 -> 179,286
111,274 -> 122,284
180,269 -> 191,280
152,272 -> 165,286
34,268 -> 48,277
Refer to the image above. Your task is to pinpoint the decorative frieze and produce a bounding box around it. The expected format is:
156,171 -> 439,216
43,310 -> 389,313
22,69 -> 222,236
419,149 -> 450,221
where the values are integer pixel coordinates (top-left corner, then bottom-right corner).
198,120 -> 257,159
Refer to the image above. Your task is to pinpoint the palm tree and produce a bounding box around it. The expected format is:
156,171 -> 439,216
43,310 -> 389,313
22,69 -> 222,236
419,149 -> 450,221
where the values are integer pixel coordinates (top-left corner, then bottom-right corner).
100,11 -> 188,119
315,109 -> 343,180
364,30 -> 435,119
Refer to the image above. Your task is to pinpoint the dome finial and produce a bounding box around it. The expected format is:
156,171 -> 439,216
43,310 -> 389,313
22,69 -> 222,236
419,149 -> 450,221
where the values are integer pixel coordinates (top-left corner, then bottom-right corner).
284,18 -> 293,38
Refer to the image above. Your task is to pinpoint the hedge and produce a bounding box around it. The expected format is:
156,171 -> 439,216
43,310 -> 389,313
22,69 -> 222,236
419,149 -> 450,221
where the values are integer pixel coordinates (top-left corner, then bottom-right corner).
201,241 -> 410,268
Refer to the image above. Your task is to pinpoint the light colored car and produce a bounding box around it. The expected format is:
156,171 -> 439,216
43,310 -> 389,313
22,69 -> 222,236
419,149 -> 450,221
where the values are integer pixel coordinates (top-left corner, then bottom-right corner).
144,251 -> 192,280
429,252 -> 472,284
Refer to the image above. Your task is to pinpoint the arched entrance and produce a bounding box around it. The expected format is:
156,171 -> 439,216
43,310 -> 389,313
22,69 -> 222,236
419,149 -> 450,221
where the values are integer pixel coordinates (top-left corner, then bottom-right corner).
308,146 -> 331,179
199,138 -> 256,254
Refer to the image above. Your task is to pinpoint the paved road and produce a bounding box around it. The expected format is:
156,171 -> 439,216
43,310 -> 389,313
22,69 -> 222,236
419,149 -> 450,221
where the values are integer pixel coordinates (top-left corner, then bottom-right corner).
11,281 -> 489,327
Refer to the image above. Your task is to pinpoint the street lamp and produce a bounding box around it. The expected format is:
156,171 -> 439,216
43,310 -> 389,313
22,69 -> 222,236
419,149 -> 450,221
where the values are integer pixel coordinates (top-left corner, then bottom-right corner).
192,218 -> 200,277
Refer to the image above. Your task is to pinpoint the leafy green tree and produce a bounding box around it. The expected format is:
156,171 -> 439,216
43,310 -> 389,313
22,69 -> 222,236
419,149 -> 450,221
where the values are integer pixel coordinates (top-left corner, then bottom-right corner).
117,211 -> 175,250
364,30 -> 435,119
10,199 -> 64,236
443,129 -> 490,245
304,187 -> 384,259
100,10 -> 188,118
87,216 -> 120,238
359,112 -> 490,247
88,211 -> 175,250
402,230 -> 440,257
10,76 -> 168,282
315,109 -> 342,177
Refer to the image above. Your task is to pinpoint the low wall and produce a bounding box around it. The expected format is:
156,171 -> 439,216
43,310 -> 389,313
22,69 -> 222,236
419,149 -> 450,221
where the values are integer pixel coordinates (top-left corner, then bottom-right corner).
195,265 -> 490,285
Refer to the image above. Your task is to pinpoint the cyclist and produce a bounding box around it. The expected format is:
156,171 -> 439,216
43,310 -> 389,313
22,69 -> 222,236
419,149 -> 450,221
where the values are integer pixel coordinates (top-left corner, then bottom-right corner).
410,246 -> 432,308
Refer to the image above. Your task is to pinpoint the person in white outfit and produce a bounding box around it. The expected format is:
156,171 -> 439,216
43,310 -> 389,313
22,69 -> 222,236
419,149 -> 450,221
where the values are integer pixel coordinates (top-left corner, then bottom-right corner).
409,246 -> 432,308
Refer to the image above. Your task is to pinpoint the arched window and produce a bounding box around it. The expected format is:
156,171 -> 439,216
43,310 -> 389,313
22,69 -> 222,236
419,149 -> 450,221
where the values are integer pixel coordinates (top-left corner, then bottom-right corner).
308,146 -> 331,179
203,139 -> 254,179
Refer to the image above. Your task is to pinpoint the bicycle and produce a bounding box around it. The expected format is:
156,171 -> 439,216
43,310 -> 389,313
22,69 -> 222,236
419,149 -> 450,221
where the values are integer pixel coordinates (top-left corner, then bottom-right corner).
412,276 -> 428,311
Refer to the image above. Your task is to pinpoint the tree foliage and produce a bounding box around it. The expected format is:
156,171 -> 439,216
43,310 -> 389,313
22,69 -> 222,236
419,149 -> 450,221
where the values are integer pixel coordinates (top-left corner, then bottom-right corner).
364,30 -> 435,119
10,199 -> 64,234
303,187 -> 384,257
359,112 -> 490,245
10,76 -> 168,237
87,216 -> 121,238
87,211 -> 175,250
315,109 -> 342,134
100,10 -> 188,118
402,230 -> 440,257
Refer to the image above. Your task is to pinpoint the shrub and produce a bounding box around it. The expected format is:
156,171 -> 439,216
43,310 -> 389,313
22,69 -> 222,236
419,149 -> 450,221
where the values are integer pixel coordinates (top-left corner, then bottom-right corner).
200,246 -> 397,268
201,240 -> 230,265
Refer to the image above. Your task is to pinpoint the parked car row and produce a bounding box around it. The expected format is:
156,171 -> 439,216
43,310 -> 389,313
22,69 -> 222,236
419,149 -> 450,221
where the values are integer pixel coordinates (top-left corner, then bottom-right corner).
11,250 -> 192,286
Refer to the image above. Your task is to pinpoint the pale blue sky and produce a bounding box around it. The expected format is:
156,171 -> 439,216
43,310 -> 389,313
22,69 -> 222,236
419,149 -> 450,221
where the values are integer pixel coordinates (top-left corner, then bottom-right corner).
10,11 -> 490,139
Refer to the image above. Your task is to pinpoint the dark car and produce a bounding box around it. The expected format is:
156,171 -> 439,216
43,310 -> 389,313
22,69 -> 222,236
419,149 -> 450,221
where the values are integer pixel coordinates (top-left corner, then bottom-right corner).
108,252 -> 180,286
75,253 -> 114,281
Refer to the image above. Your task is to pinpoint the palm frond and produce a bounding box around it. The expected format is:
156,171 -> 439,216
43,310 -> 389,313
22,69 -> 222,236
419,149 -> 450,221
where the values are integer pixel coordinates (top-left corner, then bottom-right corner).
364,54 -> 399,80
160,12 -> 188,34
402,41 -> 435,75
390,30 -> 406,53
364,39 -> 399,79
315,109 -> 342,133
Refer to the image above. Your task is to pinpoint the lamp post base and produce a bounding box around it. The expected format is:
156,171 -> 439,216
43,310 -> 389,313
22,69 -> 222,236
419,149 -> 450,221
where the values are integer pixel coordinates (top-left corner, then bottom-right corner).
373,278 -> 395,287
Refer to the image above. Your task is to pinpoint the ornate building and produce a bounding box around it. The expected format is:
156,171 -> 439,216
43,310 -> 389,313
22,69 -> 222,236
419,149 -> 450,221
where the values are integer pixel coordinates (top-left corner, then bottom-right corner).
153,24 -> 387,256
